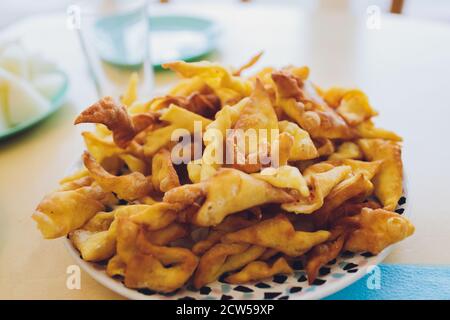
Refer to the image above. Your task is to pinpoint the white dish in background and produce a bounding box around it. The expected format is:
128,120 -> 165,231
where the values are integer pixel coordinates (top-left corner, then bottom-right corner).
0,42 -> 68,140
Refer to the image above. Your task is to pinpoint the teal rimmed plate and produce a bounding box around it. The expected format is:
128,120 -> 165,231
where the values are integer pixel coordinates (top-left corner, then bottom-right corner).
150,15 -> 219,68
95,15 -> 219,70
0,70 -> 69,140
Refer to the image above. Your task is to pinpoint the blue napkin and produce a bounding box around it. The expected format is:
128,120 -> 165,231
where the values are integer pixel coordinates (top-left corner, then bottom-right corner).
324,264 -> 450,300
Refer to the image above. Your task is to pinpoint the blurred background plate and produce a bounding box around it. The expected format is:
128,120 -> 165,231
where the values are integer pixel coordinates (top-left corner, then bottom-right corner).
95,15 -> 219,70
0,70 -> 68,140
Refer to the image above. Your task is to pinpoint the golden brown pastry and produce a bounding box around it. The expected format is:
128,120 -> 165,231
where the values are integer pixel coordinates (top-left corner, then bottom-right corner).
222,214 -> 330,256
83,151 -> 152,201
194,243 -> 265,288
225,257 -> 293,284
33,58 -> 413,292
32,184 -> 116,239
358,139 -> 403,210
342,208 -> 414,254
113,216 -> 198,293
151,148 -> 180,192
163,168 -> 294,226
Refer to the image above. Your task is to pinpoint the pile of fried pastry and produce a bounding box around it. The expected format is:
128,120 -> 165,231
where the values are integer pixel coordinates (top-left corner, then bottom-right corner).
33,55 -> 414,293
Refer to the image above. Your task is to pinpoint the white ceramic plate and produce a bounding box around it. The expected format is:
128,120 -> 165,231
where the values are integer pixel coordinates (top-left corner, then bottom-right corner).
63,161 -> 407,300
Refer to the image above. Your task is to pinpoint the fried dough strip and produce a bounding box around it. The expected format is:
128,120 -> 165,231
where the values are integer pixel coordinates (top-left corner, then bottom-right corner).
151,148 -> 180,192
144,223 -> 188,246
278,120 -> 318,161
32,184 -> 116,239
111,216 -> 198,293
305,234 -> 345,284
163,168 -> 294,226
192,215 -> 257,255
329,142 -> 363,161
326,200 -> 381,227
358,139 -> 403,210
356,120 -> 402,141
150,88 -> 221,119
193,243 -> 265,288
305,221 -> 359,284
70,228 -> 116,262
342,208 -> 414,254
232,51 -> 264,76
75,97 -> 158,148
83,151 -> 152,201
313,173 -> 374,228
230,79 -> 279,173
335,89 -> 378,126
194,243 -> 247,288
282,165 -> 352,214
222,214 -> 330,256
225,257 -> 293,284
252,165 -> 310,197
272,71 -> 354,139
128,203 -> 181,230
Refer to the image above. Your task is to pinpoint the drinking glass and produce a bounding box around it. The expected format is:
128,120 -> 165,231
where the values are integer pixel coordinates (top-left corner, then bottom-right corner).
70,0 -> 154,100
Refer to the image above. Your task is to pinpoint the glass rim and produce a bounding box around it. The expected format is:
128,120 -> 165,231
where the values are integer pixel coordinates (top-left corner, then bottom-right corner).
72,0 -> 148,17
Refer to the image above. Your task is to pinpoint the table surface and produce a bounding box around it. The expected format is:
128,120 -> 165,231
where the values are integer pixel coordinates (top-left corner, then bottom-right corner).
1,3 -> 449,299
